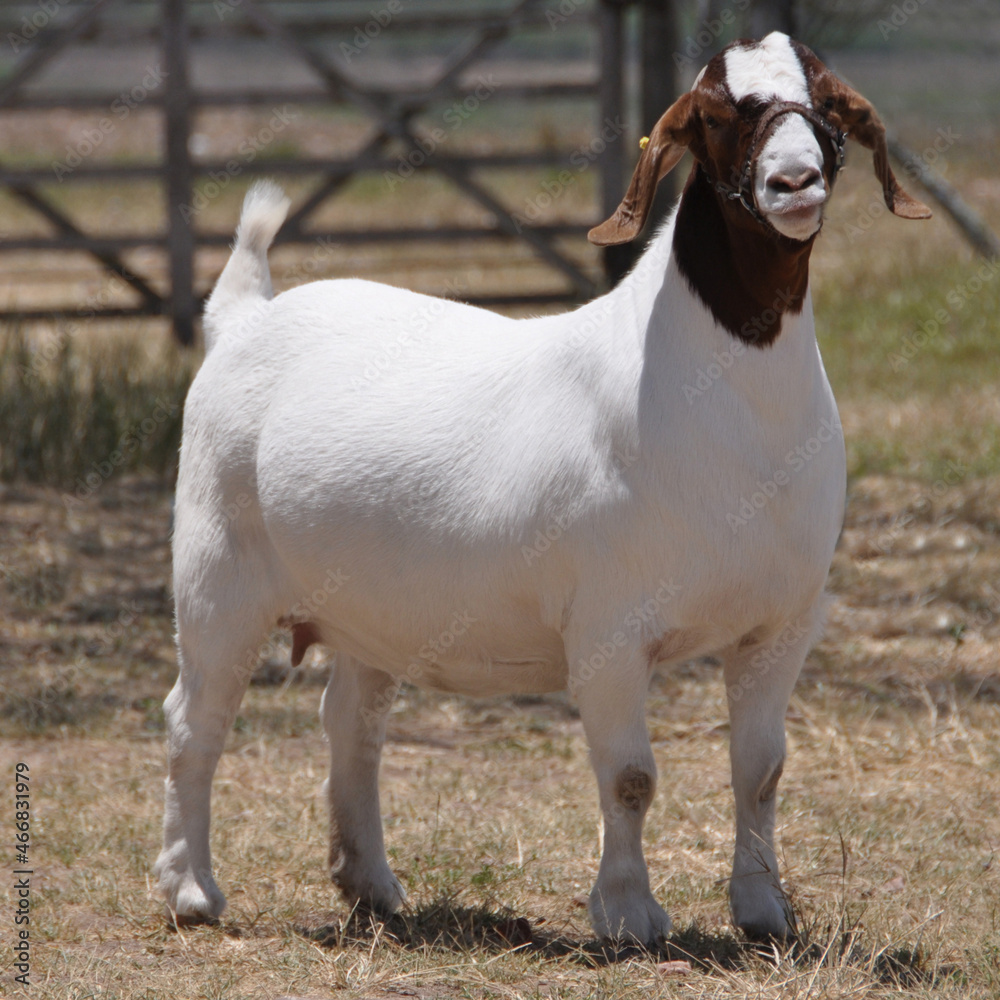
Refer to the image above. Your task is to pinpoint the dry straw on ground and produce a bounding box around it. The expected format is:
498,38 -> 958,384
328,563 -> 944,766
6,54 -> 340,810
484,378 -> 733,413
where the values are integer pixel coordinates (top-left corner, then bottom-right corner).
1,467 -> 997,999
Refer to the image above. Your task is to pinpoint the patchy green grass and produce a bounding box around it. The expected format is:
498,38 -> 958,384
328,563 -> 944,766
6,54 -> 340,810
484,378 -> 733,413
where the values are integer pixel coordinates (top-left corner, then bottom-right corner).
811,146 -> 1000,481
815,252 -> 1000,480
0,328 -> 194,486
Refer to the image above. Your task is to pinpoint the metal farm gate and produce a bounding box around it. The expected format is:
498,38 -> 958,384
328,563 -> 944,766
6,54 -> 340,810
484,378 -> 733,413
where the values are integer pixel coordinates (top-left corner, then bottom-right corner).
0,0 -> 678,345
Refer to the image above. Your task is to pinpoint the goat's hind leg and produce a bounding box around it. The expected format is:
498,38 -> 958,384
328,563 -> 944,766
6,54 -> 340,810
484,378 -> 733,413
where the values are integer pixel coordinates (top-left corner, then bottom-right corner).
321,656 -> 405,914
154,554 -> 277,923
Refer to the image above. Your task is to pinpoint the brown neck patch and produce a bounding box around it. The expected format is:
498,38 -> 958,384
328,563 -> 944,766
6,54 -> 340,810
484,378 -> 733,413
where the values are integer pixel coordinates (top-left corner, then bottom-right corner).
671,164 -> 815,348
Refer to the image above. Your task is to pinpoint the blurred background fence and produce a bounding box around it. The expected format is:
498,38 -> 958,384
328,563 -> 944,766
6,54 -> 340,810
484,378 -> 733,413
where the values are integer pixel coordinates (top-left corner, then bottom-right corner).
0,0 -> 673,343
0,0 -> 998,345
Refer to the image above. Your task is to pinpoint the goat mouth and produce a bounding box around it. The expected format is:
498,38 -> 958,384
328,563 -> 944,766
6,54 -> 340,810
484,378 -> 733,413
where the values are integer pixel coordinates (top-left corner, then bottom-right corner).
765,202 -> 825,235
771,194 -> 826,219
760,198 -> 825,242
769,197 -> 825,219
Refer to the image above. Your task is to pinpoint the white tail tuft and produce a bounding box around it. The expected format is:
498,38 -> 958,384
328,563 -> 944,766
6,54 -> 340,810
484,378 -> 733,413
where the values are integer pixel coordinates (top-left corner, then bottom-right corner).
235,179 -> 290,259
202,180 -> 291,352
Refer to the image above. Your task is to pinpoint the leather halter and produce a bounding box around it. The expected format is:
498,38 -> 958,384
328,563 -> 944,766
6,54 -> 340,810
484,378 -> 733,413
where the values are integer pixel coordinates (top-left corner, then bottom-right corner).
711,101 -> 847,230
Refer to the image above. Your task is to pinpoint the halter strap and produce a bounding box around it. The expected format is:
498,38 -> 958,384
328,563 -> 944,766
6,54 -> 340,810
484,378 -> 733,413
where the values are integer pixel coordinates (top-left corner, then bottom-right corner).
711,101 -> 847,231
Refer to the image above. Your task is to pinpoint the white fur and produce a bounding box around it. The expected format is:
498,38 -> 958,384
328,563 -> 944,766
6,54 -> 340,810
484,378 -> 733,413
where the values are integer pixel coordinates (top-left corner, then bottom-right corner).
156,56 -> 847,941
723,32 -> 809,104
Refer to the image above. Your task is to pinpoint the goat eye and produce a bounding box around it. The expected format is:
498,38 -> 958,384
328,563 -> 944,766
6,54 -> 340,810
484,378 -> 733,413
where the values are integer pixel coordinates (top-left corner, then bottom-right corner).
704,115 -> 719,129
822,97 -> 835,111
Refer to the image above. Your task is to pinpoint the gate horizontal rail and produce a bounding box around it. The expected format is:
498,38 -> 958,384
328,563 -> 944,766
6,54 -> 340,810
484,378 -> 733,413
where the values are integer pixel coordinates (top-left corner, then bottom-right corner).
0,0 -> 675,343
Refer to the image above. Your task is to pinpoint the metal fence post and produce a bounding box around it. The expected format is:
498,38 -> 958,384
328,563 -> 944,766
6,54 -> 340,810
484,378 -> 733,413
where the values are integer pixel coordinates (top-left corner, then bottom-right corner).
641,0 -> 678,228
597,0 -> 631,287
163,0 -> 195,346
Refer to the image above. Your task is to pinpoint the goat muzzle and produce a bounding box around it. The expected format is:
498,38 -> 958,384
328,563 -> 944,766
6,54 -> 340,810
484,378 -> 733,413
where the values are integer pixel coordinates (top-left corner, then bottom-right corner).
712,102 -> 846,232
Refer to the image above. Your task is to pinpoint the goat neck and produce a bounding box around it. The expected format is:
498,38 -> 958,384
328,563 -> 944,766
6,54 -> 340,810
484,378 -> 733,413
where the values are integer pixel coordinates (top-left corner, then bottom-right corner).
671,163 -> 813,349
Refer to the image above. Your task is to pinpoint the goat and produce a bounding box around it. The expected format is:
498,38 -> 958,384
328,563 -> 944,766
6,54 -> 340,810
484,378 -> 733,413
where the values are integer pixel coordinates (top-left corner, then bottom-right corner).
155,32 -> 930,944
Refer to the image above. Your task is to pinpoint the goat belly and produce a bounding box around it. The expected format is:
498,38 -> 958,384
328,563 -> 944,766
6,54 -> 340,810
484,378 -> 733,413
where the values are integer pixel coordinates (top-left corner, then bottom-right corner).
287,598 -> 571,698
405,657 -> 570,697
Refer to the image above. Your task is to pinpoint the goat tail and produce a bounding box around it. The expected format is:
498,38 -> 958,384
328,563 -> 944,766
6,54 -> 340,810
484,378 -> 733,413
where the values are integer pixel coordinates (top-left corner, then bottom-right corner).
203,180 -> 290,352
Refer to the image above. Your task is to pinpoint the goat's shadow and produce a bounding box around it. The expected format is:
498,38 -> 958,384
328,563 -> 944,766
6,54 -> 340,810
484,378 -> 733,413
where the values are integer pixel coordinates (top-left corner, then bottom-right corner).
293,900 -> 934,984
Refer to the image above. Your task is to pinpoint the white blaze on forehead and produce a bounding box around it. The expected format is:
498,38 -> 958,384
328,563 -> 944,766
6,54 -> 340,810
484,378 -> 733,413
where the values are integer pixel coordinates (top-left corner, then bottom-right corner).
723,32 -> 808,104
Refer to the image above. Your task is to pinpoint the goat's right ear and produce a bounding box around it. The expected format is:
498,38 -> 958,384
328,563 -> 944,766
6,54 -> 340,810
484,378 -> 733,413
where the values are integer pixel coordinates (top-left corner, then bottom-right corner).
588,93 -> 695,246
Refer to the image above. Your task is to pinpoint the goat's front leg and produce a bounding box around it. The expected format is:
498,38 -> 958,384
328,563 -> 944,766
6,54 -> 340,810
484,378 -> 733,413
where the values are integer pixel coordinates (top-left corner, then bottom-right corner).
321,656 -> 406,914
722,610 -> 820,940
569,635 -> 670,945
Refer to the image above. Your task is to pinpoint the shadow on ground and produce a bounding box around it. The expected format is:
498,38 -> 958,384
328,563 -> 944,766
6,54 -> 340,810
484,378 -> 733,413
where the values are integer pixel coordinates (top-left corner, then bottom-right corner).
291,900 -> 935,985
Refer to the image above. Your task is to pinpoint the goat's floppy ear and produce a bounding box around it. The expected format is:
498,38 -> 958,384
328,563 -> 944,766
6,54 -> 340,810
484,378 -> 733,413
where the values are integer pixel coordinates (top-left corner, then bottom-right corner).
833,83 -> 931,220
588,93 -> 695,246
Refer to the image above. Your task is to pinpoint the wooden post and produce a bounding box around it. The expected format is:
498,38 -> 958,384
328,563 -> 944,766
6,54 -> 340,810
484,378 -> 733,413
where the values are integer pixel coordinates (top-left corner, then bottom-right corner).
163,0 -> 195,346
640,0 -> 678,237
747,0 -> 796,37
597,0 -> 632,287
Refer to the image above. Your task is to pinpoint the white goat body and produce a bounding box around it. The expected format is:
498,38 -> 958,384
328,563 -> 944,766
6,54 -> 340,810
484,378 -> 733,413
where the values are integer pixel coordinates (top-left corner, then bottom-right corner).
191,214 -> 841,690
158,32 -> 929,943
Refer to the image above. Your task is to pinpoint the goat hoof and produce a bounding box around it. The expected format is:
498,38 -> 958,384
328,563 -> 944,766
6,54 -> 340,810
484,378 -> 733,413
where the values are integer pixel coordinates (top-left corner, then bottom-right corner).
589,890 -> 672,947
731,887 -> 796,943
739,922 -> 797,947
335,868 -> 407,917
156,857 -> 227,924
169,879 -> 227,923
167,907 -> 221,930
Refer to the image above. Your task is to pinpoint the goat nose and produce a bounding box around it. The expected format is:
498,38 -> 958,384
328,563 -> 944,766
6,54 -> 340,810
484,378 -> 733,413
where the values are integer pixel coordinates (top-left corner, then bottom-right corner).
766,167 -> 822,194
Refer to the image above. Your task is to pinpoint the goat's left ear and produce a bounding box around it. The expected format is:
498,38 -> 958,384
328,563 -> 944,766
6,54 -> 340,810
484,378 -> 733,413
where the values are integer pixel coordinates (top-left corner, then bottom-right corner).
588,92 -> 696,245
831,82 -> 932,220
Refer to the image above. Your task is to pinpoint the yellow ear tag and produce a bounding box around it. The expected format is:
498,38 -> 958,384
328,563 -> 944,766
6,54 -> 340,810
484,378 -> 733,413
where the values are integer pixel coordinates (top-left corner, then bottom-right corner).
639,136 -> 650,150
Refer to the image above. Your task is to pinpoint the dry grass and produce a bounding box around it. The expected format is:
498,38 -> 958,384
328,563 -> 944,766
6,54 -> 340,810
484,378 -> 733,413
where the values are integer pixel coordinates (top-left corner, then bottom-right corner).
1,470 -> 998,999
